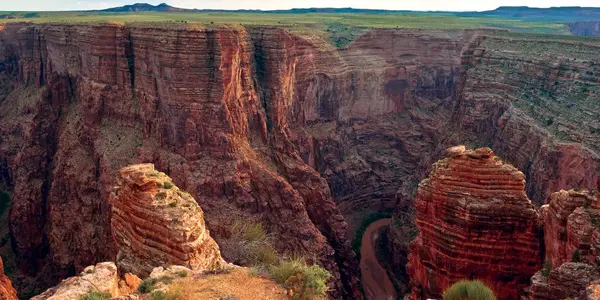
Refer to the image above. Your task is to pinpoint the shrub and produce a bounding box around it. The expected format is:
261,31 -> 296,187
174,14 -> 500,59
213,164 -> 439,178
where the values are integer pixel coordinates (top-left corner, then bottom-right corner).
269,257 -> 331,299
150,291 -> 167,300
221,221 -> 279,268
138,276 -> 175,294
244,222 -> 267,242
79,290 -> 111,300
165,278 -> 195,300
541,261 -> 552,277
163,182 -> 174,189
572,250 -> 581,262
175,270 -> 189,278
442,280 -> 496,300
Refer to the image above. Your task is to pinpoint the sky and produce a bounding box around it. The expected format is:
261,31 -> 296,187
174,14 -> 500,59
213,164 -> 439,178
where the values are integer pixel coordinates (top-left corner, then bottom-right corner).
3,0 -> 600,12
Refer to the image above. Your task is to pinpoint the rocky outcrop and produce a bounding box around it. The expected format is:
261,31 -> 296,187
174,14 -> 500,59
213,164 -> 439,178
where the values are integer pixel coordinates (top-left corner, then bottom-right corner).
529,189 -> 600,300
0,257 -> 17,300
111,164 -> 224,277
407,146 -> 542,300
31,262 -> 119,300
529,262 -> 599,300
539,190 -> 599,268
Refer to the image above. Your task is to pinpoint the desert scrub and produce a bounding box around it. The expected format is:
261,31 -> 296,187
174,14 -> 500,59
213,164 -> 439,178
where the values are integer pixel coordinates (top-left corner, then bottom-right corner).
138,276 -> 175,293
221,220 -> 279,267
442,280 -> 496,300
269,257 -> 331,299
572,249 -> 581,262
163,182 -> 174,189
79,290 -> 111,300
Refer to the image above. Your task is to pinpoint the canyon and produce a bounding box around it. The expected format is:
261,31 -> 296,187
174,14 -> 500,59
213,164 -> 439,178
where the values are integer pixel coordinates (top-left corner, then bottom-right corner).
0,21 -> 599,299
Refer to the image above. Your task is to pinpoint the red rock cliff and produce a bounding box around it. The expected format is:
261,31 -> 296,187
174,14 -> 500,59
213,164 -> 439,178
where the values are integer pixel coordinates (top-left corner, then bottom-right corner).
0,23 -> 361,298
529,189 -> 600,300
407,146 -> 542,300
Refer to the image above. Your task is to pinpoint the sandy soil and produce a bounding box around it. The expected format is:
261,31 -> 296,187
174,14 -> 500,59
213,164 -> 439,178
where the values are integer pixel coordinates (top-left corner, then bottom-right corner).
360,218 -> 397,300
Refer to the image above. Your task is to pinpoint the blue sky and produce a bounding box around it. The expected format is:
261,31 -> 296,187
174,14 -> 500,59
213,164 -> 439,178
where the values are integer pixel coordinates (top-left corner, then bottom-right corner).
3,0 -> 600,12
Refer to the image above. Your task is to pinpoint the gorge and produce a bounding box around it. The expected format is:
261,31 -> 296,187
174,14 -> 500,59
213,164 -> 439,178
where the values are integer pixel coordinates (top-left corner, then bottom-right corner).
0,20 -> 599,299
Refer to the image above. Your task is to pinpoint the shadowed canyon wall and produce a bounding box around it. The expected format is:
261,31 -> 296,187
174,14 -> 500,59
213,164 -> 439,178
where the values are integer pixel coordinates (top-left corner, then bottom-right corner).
0,23 -> 599,298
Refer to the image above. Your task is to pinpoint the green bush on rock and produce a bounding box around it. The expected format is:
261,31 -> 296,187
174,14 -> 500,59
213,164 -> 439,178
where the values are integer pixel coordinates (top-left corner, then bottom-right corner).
442,280 -> 496,300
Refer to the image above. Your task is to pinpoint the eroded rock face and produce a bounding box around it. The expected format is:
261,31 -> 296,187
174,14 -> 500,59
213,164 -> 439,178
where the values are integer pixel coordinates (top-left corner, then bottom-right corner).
0,258 -> 17,300
31,262 -> 118,300
529,189 -> 600,300
111,164 -> 224,277
540,190 -> 599,268
0,23 -> 361,298
529,263 -> 599,300
407,146 -> 542,300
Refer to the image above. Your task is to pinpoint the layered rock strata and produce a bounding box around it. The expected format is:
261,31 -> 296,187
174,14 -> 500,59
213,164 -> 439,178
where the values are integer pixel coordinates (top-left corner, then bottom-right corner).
529,189 -> 600,300
31,262 -> 119,300
1,22 -> 600,298
529,263 -> 599,300
539,189 -> 599,268
0,258 -> 17,300
110,164 -> 223,277
407,146 -> 541,300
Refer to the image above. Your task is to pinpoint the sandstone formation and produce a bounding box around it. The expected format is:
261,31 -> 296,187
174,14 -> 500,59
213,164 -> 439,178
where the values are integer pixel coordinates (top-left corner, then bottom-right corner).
529,189 -> 600,300
529,262 -> 599,300
0,22 -> 599,298
31,262 -> 119,300
0,257 -> 17,300
539,190 -> 599,268
407,146 -> 542,300
111,164 -> 223,276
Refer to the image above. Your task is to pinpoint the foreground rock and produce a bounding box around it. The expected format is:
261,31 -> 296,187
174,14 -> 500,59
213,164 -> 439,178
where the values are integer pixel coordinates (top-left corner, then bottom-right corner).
31,262 -> 118,299
0,257 -> 17,300
529,189 -> 600,299
111,164 -> 224,277
540,190 -> 599,268
529,263 -> 599,300
407,146 -> 541,300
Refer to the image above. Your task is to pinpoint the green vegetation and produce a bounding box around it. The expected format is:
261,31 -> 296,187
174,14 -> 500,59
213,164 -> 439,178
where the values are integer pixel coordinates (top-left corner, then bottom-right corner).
79,290 -> 112,300
221,221 -> 279,268
269,257 -> 331,299
442,280 -> 497,300
175,270 -> 189,278
0,191 -> 11,218
541,261 -> 552,277
138,276 -> 175,294
351,210 -> 392,260
163,182 -> 174,189
572,249 -> 581,262
220,220 -> 330,298
0,11 -> 571,48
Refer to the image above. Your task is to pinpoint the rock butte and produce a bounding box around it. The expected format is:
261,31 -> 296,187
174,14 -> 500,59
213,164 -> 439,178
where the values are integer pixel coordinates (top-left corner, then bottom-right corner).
0,21 -> 599,298
110,163 -> 224,277
407,146 -> 541,300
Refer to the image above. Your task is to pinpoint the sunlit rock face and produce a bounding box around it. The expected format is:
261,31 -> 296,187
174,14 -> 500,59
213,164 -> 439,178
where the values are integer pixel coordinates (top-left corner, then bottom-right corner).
407,146 -> 542,300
